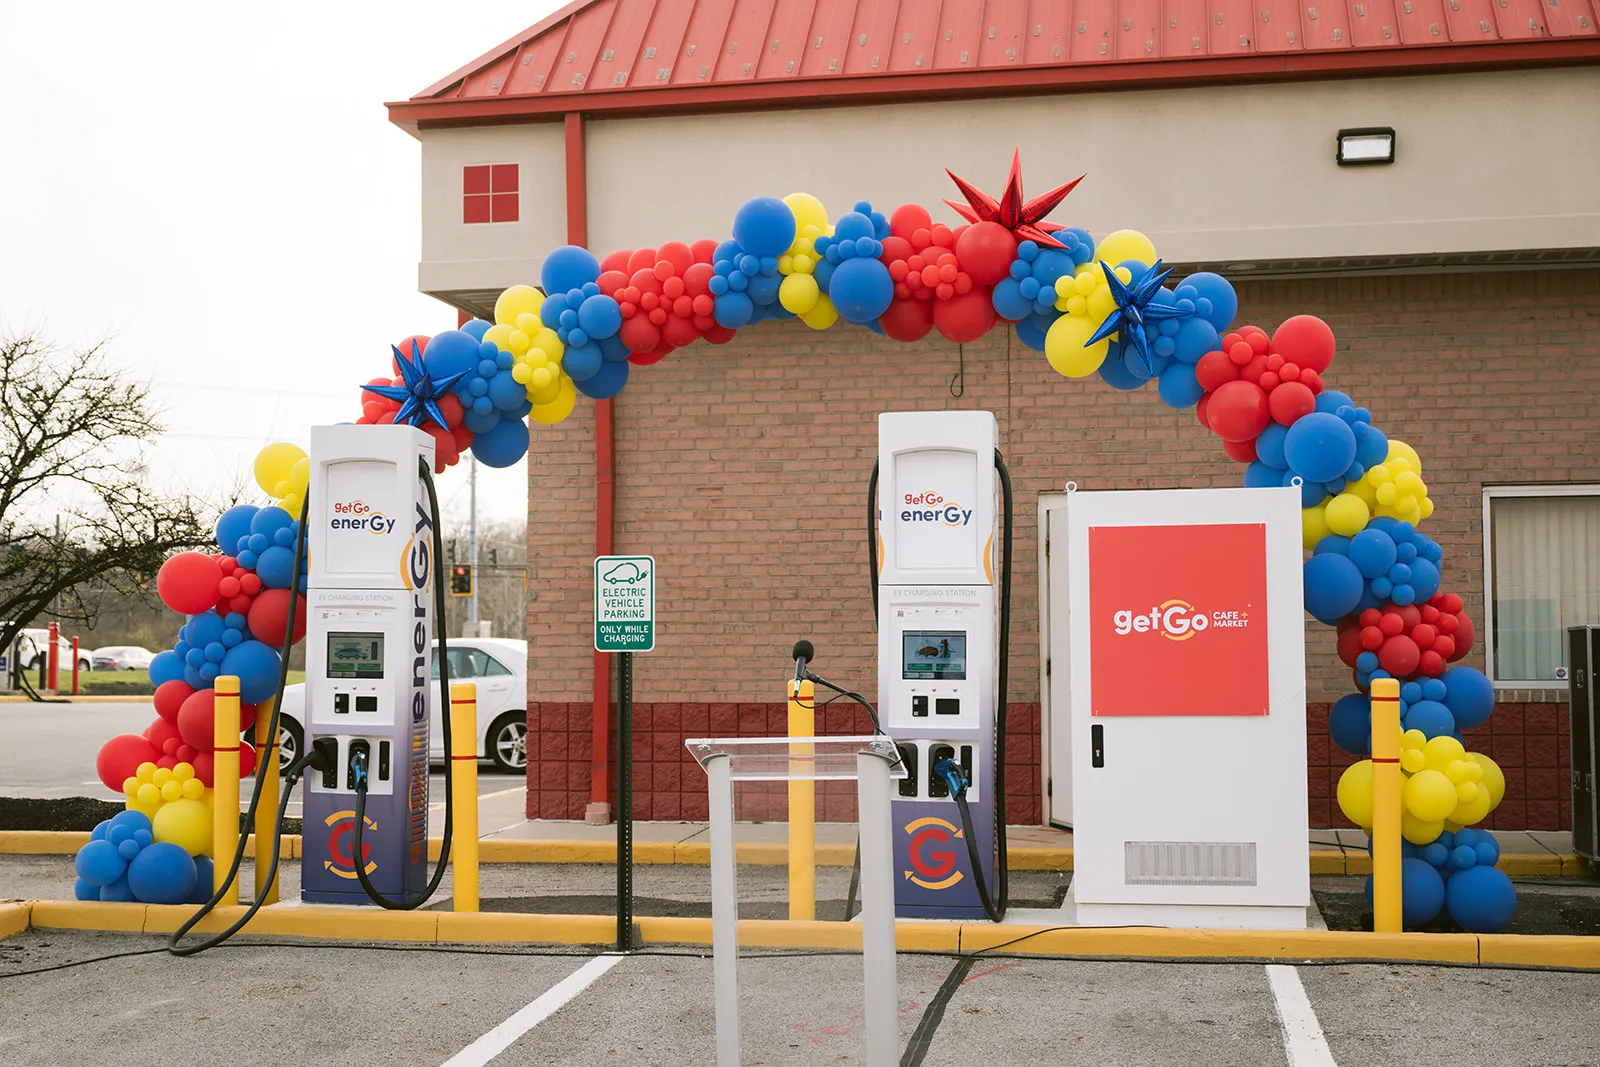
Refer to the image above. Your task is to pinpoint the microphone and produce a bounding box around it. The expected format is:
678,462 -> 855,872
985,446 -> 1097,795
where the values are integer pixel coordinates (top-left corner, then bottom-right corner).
792,639 -> 815,682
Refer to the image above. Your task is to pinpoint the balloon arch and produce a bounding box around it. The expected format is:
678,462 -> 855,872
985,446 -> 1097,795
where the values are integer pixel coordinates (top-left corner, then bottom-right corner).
80,152 -> 1515,933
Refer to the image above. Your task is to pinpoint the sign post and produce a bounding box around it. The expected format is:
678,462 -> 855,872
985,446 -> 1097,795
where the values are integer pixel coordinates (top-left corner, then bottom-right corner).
595,554 -> 655,950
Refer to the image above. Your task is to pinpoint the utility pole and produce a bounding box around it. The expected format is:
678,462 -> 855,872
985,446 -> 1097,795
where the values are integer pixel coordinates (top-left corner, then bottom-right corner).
467,455 -> 479,634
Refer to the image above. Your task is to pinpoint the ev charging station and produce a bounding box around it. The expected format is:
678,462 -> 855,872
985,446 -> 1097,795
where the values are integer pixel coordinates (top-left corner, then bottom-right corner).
300,424 -> 438,905
1055,486 -> 1310,930
877,411 -> 1007,920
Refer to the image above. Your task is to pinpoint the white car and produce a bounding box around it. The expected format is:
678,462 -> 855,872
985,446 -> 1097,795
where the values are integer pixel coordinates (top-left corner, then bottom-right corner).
91,645 -> 157,672
271,637 -> 527,774
16,629 -> 92,674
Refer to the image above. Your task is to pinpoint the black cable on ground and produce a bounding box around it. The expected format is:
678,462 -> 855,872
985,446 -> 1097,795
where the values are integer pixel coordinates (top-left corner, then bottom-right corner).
168,495 -> 311,956
350,457 -> 453,910
899,956 -> 975,1067
951,788 -> 1002,923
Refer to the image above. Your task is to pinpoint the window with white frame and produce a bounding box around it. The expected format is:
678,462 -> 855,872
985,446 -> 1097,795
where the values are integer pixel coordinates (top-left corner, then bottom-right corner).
1483,485 -> 1600,687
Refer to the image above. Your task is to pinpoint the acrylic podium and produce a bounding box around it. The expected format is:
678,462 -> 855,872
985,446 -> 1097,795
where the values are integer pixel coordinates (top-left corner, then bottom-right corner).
685,735 -> 905,1066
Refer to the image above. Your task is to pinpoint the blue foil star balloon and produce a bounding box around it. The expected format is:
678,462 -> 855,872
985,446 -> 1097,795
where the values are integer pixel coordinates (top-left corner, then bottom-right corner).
1085,259 -> 1186,377
361,341 -> 470,431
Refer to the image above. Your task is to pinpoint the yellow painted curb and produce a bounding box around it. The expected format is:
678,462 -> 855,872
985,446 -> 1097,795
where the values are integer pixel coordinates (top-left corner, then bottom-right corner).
0,695 -> 153,703
248,906 -> 441,943
1309,851 -> 1346,875
437,911 -> 615,945
0,902 -> 31,939
1560,854 -> 1593,878
29,901 -> 149,933
1010,847 -> 1073,872
0,831 -> 90,854
954,925 -> 1482,963
1480,934 -> 1600,968
1499,853 -> 1563,877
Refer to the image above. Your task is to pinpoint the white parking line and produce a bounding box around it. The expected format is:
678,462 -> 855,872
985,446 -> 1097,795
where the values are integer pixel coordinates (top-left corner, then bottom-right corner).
1266,965 -> 1337,1067
439,954 -> 623,1067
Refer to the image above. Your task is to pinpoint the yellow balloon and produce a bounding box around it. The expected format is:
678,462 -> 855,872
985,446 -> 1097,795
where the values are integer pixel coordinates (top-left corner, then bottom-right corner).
782,193 -> 829,236
1400,749 -> 1425,774
483,323 -> 515,351
126,792 -> 159,819
778,272 -> 820,315
121,776 -> 139,794
529,376 -> 577,426
152,767 -> 174,787
280,492 -> 305,519
1387,439 -> 1422,473
799,294 -> 839,330
1301,505 -> 1331,550
1401,809 -> 1444,846
288,457 -> 310,495
160,780 -> 183,803
515,312 -> 539,335
1086,283 -> 1117,322
1403,769 -> 1458,822
1336,761 -> 1375,828
511,362 -> 532,385
253,442 -> 306,499
152,797 -> 214,857
1323,493 -> 1370,537
494,284 -> 544,327
181,778 -> 206,801
136,761 -> 158,783
136,783 -> 160,808
1450,787 -> 1493,826
1093,230 -> 1159,271
1470,753 -> 1506,809
1422,735 -> 1467,774
1044,314 -> 1110,378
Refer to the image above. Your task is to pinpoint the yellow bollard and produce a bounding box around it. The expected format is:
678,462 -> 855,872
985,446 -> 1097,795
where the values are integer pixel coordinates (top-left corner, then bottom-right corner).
788,677 -> 816,922
213,676 -> 242,903
1370,677 -> 1402,933
450,682 -> 480,912
253,697 -> 280,904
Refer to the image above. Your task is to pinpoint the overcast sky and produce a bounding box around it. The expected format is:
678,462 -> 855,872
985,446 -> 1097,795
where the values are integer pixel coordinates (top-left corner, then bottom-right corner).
0,1 -> 565,528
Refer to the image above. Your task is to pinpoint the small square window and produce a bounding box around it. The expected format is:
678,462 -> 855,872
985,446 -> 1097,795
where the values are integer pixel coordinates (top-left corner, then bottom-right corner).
1484,485 -> 1600,686
463,163 -> 519,225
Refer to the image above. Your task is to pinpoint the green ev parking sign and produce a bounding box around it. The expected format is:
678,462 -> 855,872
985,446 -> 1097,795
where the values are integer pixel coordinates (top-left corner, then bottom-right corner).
594,555 -> 655,653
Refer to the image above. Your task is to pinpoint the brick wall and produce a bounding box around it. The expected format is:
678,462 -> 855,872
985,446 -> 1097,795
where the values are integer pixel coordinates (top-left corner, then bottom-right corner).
526,267 -> 1600,829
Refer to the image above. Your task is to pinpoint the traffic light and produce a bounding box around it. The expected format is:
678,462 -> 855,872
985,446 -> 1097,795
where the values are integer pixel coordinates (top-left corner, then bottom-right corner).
450,565 -> 472,597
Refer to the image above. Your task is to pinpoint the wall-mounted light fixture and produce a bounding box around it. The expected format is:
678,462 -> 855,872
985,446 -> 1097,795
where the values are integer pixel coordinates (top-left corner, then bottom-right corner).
1337,127 -> 1396,166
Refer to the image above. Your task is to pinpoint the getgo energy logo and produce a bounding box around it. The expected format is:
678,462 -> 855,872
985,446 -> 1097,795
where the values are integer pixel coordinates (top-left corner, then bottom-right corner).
330,499 -> 397,535
1111,599 -> 1251,640
900,491 -> 972,527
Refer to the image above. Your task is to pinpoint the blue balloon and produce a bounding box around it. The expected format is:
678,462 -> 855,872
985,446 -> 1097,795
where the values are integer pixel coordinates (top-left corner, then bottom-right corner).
1303,553 -> 1364,623
1014,318 -> 1049,353
255,545 -> 296,590
461,405 -> 501,434
1096,343 -> 1145,391
471,417 -> 530,468
221,629 -> 243,649
1450,845 -> 1478,870
1400,857 -> 1447,926
184,612 -> 226,649
1156,363 -> 1204,409
75,876 -> 100,901
249,506 -> 293,540
1348,529 -> 1398,580
148,650 -> 184,687
488,369 -> 526,412
1402,699 -> 1457,740
1328,692 -> 1372,756
1408,557 -> 1441,602
1253,423 -> 1289,470
1444,865 -> 1517,932
1356,423 -> 1389,468
540,245 -> 601,296
576,295 -> 622,340
420,329 -> 480,382
713,291 -> 756,329
199,662 -> 220,683
1474,838 -> 1501,867
127,842 -> 197,905
1284,412 -> 1358,484
598,333 -> 630,362
1244,461 -> 1282,489
1172,318 -> 1221,365
203,641 -> 227,664
1441,667 -> 1495,731
1180,272 -> 1238,332
219,640 -> 282,704
1315,389 -> 1354,416
992,278 -> 1033,322
1315,535 -> 1351,557
461,317 -> 491,340
828,258 -> 894,324
1419,842 -> 1450,868
732,197 -> 797,258
813,259 -> 836,293
99,875 -> 136,902
745,272 -> 781,306
215,505 -> 259,554
188,857 -> 215,903
75,839 -> 128,887
573,358 -> 629,400
562,342 -> 604,382
1286,469 -> 1326,508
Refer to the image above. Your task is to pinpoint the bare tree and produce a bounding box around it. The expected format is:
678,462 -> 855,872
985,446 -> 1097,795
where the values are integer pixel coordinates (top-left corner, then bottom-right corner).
441,518 -> 527,640
0,331 -> 211,658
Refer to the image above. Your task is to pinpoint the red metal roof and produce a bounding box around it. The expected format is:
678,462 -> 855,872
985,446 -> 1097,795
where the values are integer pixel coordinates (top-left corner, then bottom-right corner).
390,0 -> 1599,126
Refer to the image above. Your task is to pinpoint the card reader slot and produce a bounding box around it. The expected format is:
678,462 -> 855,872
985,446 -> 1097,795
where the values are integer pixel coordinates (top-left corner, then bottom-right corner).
896,744 -> 919,798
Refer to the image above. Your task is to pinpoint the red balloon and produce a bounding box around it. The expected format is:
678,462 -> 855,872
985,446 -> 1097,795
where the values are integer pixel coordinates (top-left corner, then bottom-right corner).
1195,392 -> 1211,431
157,553 -> 224,615
682,262 -> 715,296
890,203 -> 933,240
248,588 -> 308,647
391,335 -> 429,373
1418,650 -> 1445,677
154,680 -> 194,724
954,222 -> 1017,287
702,325 -> 736,345
626,248 -> 657,275
146,715 -> 181,750
879,298 -> 935,343
1378,634 -> 1421,677
932,287 -> 997,343
1360,626 -> 1384,651
661,315 -> 701,348
1432,634 -> 1456,661
424,424 -> 458,473
190,750 -> 214,787
96,734 -> 160,792
1410,623 -> 1437,650
1221,438 -> 1257,464
1378,610 -> 1406,637
1205,381 -> 1270,442
177,688 -> 257,752
1398,604 -> 1422,630
628,350 -> 668,366
597,269 -> 628,296
1195,350 -> 1238,392
657,241 -> 694,276
1271,315 -> 1336,373
618,315 -> 662,354
435,393 -> 466,430
1450,613 -> 1474,660
599,249 -> 631,273
450,424 -> 474,453
238,740 -> 258,779
690,239 -> 719,264
1267,381 -> 1315,426
1336,625 -> 1364,668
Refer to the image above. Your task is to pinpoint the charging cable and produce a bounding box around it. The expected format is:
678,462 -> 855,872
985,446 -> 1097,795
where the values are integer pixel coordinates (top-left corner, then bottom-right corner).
933,757 -> 1003,922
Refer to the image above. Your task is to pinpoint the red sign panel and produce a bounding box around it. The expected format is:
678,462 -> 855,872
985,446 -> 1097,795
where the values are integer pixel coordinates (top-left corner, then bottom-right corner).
1088,523 -> 1270,717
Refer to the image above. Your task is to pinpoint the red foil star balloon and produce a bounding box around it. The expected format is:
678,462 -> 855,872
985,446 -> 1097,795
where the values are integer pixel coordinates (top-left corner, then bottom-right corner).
945,149 -> 1084,249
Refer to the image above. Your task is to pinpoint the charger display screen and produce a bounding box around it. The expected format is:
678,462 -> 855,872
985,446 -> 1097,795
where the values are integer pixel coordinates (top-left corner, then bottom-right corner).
902,631 -> 966,680
327,632 -> 383,679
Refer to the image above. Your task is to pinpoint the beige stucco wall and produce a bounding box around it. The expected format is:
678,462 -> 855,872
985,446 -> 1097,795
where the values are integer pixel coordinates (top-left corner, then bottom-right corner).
417,67 -> 1600,295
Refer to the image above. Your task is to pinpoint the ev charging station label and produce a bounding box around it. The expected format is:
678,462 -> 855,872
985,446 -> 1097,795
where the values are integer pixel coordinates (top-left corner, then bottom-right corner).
595,555 -> 655,653
1088,523 -> 1269,717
